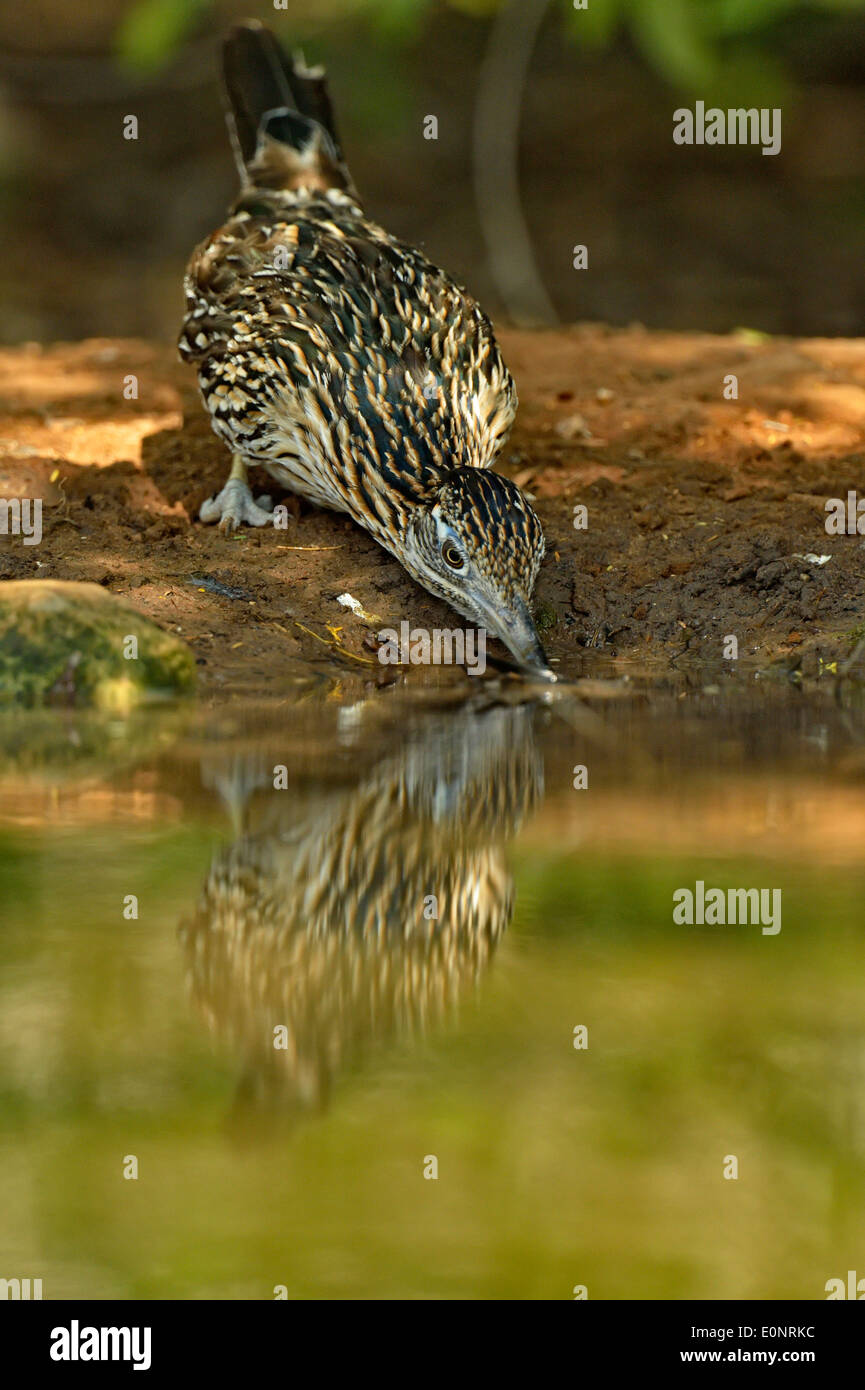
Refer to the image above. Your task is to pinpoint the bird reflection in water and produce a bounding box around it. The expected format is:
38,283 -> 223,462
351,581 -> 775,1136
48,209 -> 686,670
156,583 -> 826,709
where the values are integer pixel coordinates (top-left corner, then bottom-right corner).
180,702 -> 542,1127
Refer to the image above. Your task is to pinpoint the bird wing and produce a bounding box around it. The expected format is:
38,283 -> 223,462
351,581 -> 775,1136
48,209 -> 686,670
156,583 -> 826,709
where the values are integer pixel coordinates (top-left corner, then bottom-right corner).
180,201 -> 518,506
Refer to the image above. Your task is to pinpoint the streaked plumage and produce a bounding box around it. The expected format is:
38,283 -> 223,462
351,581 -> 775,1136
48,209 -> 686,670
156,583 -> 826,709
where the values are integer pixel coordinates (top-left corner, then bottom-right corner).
180,704 -> 542,1118
179,21 -> 552,676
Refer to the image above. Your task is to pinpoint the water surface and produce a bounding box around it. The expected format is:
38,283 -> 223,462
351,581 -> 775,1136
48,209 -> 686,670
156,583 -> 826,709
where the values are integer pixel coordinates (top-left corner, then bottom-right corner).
2,671 -> 864,1299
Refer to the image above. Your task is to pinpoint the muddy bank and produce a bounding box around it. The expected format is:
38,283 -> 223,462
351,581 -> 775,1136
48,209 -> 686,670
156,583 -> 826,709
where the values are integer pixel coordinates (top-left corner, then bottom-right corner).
1,326 -> 864,698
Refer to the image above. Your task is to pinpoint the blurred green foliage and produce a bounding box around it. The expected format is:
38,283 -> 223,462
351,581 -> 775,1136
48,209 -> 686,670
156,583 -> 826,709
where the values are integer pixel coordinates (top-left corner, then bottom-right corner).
564,0 -> 865,103
115,0 -> 865,102
115,0 -> 211,72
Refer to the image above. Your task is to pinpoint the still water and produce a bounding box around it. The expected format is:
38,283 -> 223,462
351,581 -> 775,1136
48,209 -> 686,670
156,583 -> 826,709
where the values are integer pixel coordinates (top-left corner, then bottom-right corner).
1,671 -> 865,1299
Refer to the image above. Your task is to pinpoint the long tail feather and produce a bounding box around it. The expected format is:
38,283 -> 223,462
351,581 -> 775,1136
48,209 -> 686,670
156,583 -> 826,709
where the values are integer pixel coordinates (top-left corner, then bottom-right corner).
222,20 -> 356,198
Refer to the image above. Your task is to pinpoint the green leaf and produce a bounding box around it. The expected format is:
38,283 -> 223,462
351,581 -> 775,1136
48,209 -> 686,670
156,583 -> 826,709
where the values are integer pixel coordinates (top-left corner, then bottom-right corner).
565,0 -> 624,48
368,0 -> 433,41
114,0 -> 208,73
704,0 -> 814,37
445,0 -> 503,16
628,0 -> 718,91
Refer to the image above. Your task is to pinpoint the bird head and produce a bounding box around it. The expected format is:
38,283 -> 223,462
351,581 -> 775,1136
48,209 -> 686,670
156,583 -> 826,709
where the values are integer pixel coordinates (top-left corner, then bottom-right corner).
401,468 -> 554,680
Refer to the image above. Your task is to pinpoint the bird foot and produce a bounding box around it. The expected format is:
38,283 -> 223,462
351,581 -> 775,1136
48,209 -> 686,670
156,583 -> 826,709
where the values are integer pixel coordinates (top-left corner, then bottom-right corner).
199,478 -> 275,533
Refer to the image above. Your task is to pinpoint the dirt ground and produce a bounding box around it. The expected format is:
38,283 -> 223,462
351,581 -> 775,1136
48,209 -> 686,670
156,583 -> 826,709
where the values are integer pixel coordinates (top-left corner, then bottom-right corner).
2,325 -> 865,697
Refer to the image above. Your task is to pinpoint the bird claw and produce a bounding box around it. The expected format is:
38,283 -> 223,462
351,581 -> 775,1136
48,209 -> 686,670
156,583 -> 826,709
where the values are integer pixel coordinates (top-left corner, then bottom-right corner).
199,478 -> 275,532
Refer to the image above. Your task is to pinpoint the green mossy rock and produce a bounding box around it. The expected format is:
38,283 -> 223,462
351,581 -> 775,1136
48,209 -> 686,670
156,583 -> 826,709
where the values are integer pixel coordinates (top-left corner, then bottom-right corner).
0,580 -> 196,708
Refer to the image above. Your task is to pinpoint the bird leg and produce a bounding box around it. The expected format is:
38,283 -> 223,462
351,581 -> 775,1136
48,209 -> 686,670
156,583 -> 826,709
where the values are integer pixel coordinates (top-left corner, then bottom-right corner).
199,455 -> 275,533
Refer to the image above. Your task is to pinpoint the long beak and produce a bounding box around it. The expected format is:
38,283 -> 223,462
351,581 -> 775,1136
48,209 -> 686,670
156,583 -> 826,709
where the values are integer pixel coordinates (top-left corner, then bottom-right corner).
494,595 -> 556,682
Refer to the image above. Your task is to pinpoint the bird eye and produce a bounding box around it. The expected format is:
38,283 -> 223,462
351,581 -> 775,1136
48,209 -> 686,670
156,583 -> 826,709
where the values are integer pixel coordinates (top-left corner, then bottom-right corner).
441,541 -> 465,571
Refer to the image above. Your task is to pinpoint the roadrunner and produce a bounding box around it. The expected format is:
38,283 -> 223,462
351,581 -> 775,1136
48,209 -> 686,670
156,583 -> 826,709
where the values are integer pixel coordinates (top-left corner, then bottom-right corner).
179,20 -> 553,678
